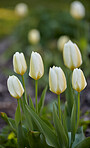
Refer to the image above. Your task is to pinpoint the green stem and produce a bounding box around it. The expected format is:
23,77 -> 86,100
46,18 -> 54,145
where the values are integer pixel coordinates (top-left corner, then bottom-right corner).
22,75 -> 28,104
77,92 -> 80,129
35,80 -> 38,113
58,95 -> 61,120
17,99 -> 22,122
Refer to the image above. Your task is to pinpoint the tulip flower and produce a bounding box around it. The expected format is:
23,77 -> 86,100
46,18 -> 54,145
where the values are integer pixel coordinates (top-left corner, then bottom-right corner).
29,51 -> 44,113
49,66 -> 67,119
72,68 -> 87,130
15,3 -> 28,17
29,51 -> 44,80
57,35 -> 69,51
7,75 -> 24,99
49,66 -> 67,95
13,52 -> 27,75
70,1 -> 85,20
63,40 -> 82,70
28,29 -> 40,45
72,68 -> 87,92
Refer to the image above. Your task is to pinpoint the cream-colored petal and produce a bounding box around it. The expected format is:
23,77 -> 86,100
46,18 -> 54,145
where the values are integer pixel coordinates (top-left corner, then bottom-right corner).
29,52 -> 39,79
29,51 -> 44,80
63,41 -> 71,68
12,76 -> 24,98
74,44 -> 82,67
49,68 -> 57,93
20,53 -> 27,74
81,70 -> 87,91
7,76 -> 17,98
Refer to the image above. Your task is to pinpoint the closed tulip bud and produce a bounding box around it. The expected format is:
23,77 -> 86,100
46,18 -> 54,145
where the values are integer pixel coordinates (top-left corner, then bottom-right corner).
49,66 -> 67,95
13,52 -> 27,75
57,35 -> 69,51
28,29 -> 40,45
7,75 -> 24,99
70,1 -> 85,20
15,3 -> 28,17
63,40 -> 82,70
29,51 -> 44,80
72,68 -> 87,92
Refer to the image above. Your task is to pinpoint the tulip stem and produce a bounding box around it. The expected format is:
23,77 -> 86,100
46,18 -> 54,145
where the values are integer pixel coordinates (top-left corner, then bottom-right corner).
58,95 -> 61,120
77,92 -> 80,130
35,80 -> 38,113
22,75 -> 28,105
17,99 -> 22,122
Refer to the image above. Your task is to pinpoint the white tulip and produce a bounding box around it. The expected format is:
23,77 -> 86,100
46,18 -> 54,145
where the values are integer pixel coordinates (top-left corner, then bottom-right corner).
15,3 -> 28,17
57,35 -> 69,51
28,29 -> 40,45
70,1 -> 85,19
29,51 -> 44,80
63,40 -> 82,70
7,75 -> 24,99
49,66 -> 67,94
13,52 -> 27,75
72,68 -> 87,92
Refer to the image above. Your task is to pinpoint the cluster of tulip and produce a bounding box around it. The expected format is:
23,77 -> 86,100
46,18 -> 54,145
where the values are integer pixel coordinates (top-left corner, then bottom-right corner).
2,39 -> 89,148
7,40 -> 87,105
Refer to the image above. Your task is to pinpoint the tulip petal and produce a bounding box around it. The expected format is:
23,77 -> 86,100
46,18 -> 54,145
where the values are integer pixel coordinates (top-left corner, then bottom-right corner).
7,76 -> 18,98
63,42 -> 71,68
49,68 -> 57,93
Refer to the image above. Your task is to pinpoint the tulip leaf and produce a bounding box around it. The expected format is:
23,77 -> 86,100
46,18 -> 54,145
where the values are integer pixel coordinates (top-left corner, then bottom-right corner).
72,127 -> 85,148
0,112 -> 16,131
53,105 -> 68,148
29,95 -> 35,111
28,131 -> 53,148
71,102 -> 76,143
38,86 -> 47,114
17,122 -> 29,148
23,105 -> 33,130
0,112 -> 9,123
64,102 -> 71,131
65,70 -> 74,116
74,137 -> 90,148
15,100 -> 21,127
25,105 -> 59,148
62,110 -> 68,139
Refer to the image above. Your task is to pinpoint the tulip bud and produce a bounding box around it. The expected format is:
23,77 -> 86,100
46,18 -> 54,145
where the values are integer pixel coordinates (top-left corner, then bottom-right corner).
15,3 -> 28,17
63,40 -> 82,70
72,68 -> 87,92
57,35 -> 69,51
29,51 -> 44,80
7,75 -> 24,99
28,29 -> 40,45
70,1 -> 85,20
13,52 -> 27,75
49,66 -> 67,95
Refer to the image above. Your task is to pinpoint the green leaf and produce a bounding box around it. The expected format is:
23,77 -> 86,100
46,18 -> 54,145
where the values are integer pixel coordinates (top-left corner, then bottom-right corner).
65,70 -> 74,116
28,131 -> 53,148
29,95 -> 35,111
15,101 -> 21,127
38,86 -> 47,113
53,105 -> 68,148
0,112 -> 9,123
72,127 -> 85,148
23,105 -> 33,130
25,105 -> 59,148
64,102 -> 71,131
17,122 -> 29,148
0,112 -> 16,131
71,102 -> 76,143
74,137 -> 90,148
62,111 -> 68,139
